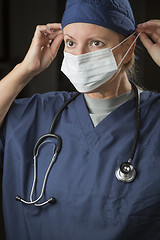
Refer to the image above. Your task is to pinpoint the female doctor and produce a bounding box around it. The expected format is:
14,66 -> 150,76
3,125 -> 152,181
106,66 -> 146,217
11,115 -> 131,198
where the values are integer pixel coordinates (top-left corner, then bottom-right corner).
1,0 -> 160,239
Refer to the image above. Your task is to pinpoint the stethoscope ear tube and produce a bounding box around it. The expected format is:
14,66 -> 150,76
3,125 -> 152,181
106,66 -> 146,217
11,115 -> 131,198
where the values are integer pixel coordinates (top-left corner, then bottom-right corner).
127,81 -> 140,162
16,82 -> 139,208
115,81 -> 139,183
16,93 -> 80,207
49,92 -> 80,134
33,133 -> 62,157
16,132 -> 61,207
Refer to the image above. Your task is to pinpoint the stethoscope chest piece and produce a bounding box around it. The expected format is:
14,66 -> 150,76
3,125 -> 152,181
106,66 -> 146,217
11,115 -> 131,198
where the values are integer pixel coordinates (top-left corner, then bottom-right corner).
115,162 -> 136,183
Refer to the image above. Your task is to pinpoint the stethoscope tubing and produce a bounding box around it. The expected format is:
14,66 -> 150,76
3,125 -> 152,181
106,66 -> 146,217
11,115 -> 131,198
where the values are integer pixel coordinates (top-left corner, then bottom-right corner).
115,80 -> 140,183
128,81 -> 140,162
16,93 -> 80,206
16,82 -> 140,206
49,92 -> 80,134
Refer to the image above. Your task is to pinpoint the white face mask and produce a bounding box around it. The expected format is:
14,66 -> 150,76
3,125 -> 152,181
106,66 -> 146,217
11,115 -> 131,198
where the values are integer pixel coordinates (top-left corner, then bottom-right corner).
61,32 -> 140,93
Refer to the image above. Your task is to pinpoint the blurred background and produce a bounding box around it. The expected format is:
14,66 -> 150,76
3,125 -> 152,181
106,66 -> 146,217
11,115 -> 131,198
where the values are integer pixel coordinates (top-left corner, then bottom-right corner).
0,0 -> 160,98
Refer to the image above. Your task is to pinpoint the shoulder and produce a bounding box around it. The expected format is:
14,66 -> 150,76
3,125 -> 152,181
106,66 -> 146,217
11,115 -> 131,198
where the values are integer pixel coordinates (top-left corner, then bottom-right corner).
13,91 -> 75,108
140,90 -> 160,106
140,90 -> 160,119
1,91 -> 76,135
9,91 -> 76,116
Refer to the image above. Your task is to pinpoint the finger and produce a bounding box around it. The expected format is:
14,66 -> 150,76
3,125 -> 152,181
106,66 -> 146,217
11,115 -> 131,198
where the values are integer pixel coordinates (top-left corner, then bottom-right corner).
139,33 -> 154,53
136,27 -> 160,45
50,33 -> 64,59
140,33 -> 160,67
137,20 -> 158,29
148,32 -> 160,44
146,19 -> 160,28
35,25 -> 51,35
32,26 -> 52,47
34,24 -> 62,41
47,23 -> 62,31
47,29 -> 63,40
138,31 -> 160,44
48,30 -> 63,47
32,25 -> 58,49
137,20 -> 160,34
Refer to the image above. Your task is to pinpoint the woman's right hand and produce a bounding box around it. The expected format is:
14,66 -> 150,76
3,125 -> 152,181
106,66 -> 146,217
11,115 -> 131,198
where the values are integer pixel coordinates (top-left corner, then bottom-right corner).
21,23 -> 63,78
0,23 -> 63,127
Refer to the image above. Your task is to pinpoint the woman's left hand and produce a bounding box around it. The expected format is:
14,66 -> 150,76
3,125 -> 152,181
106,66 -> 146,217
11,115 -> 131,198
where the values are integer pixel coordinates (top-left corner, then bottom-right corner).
136,20 -> 160,67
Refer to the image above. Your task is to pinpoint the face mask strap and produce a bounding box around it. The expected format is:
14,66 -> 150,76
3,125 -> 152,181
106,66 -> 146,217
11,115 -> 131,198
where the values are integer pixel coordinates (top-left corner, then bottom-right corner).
111,32 -> 136,51
117,32 -> 141,68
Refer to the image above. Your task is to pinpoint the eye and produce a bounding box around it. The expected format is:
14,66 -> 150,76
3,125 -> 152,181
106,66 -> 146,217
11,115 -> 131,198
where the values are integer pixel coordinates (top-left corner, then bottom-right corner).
65,40 -> 76,48
92,40 -> 104,47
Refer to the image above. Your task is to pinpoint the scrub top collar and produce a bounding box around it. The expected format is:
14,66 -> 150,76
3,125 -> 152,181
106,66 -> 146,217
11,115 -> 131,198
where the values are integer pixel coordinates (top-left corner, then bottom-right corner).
74,93 -> 139,150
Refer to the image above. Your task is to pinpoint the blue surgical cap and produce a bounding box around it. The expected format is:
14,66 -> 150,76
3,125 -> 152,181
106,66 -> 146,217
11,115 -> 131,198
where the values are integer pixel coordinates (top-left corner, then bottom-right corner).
61,0 -> 135,37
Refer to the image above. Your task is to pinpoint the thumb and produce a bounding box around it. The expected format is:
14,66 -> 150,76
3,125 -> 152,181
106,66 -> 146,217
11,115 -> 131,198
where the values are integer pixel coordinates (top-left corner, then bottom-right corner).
140,33 -> 160,67
50,33 -> 64,59
139,33 -> 153,53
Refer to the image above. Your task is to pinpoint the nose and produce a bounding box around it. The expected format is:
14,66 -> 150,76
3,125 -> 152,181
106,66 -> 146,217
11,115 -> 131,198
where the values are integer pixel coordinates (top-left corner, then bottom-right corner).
73,46 -> 90,55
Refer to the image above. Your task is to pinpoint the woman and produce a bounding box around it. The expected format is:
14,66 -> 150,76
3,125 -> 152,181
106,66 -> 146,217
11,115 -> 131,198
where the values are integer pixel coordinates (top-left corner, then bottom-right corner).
0,0 -> 160,239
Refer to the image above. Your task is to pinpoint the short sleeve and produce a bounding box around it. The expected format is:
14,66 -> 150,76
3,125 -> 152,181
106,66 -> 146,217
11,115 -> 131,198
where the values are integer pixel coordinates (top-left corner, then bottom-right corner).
0,91 -> 74,171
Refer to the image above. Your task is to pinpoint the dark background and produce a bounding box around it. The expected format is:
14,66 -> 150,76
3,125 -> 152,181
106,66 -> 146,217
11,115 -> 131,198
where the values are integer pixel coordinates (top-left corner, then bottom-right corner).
0,0 -> 160,97
0,0 -> 160,239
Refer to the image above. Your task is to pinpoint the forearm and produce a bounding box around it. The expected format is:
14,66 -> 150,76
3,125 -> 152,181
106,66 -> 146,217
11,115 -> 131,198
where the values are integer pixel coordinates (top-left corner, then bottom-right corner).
0,23 -> 63,127
0,63 -> 34,127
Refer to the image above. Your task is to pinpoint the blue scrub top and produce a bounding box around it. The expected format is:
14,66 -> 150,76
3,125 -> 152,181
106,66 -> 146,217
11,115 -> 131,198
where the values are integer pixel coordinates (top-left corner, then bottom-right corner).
1,90 -> 160,240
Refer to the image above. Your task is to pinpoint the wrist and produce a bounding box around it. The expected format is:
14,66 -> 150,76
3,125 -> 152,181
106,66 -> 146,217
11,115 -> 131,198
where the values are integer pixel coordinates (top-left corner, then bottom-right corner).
1,63 -> 34,95
16,62 -> 36,82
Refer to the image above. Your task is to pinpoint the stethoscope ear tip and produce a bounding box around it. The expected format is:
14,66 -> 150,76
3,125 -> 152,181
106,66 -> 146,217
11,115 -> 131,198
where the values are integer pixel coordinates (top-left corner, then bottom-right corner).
16,196 -> 22,202
49,197 -> 57,205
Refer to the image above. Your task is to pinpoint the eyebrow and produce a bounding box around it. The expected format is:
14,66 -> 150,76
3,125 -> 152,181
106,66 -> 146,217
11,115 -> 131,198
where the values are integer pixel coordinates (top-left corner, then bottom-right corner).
63,34 -> 110,43
88,37 -> 110,42
63,34 -> 76,41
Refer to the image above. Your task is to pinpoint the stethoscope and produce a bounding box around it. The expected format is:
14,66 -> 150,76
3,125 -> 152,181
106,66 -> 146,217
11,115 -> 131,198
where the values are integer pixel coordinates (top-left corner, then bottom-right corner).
115,81 -> 139,183
16,81 -> 140,207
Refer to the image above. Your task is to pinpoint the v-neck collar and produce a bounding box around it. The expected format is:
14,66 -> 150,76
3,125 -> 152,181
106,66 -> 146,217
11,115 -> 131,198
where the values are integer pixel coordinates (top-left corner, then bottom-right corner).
74,93 -> 137,150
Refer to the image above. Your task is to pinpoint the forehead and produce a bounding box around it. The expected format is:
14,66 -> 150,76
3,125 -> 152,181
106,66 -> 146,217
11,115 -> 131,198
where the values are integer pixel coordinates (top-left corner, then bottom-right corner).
63,22 -> 123,41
